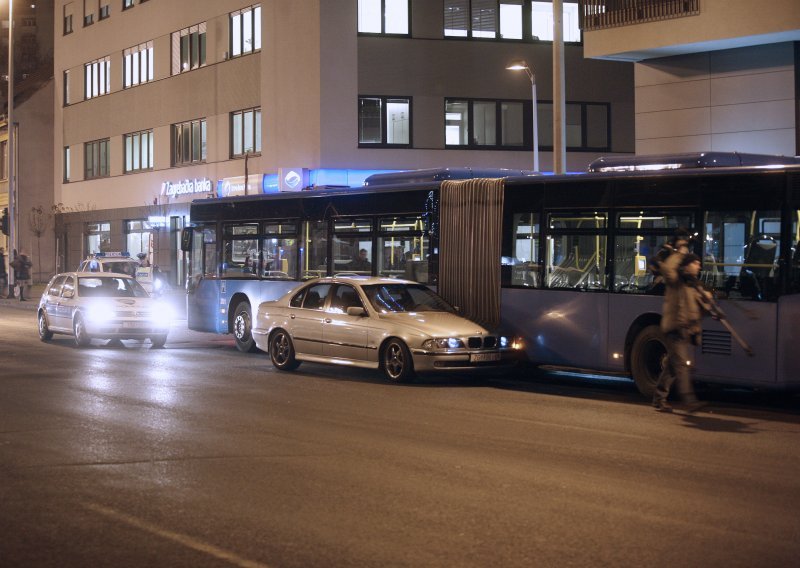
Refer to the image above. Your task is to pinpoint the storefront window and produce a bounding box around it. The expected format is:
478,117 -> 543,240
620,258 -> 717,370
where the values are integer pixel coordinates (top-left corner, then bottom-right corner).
86,222 -> 111,254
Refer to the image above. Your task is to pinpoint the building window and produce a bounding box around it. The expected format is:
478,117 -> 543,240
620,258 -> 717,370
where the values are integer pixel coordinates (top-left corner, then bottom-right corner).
124,130 -> 154,173
63,70 -> 71,105
99,0 -> 111,20
85,139 -> 110,179
87,222 -> 111,254
124,42 -> 154,88
537,101 -> 609,150
444,0 -> 580,42
123,0 -> 134,9
172,119 -> 207,166
0,140 -> 7,181
84,57 -> 111,99
358,0 -> 409,35
83,0 -> 95,26
171,23 -> 207,75
358,96 -> 411,146
445,98 -> 527,148
63,2 -> 74,34
230,4 -> 261,58
231,108 -> 261,157
64,147 -> 71,182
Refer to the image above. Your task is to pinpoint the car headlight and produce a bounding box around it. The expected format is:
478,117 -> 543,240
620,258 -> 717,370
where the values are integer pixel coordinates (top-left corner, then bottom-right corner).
422,337 -> 465,350
85,301 -> 115,325
500,336 -> 509,349
150,301 -> 174,327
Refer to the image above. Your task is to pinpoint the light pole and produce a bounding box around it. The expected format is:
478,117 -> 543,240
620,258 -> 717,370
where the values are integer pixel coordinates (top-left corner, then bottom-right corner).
506,60 -> 539,173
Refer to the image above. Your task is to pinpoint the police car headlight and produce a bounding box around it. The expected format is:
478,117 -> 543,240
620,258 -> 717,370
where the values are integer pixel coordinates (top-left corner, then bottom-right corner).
154,278 -> 163,291
85,301 -> 115,325
150,301 -> 173,327
422,337 -> 465,350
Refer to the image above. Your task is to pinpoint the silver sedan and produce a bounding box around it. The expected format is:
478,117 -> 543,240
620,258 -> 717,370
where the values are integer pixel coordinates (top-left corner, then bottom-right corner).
253,276 -> 518,382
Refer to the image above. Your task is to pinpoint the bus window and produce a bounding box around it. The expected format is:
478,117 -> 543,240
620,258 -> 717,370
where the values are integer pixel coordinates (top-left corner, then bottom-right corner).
333,218 -> 374,276
221,223 -> 259,278
261,221 -> 298,279
301,221 -> 328,279
377,216 -> 428,283
546,212 -> 607,290
511,212 -> 541,287
191,226 -> 216,279
704,210 -> 781,301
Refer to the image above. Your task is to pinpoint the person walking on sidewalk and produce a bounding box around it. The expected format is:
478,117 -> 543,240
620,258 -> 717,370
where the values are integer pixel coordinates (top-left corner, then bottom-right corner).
653,251 -> 713,413
0,247 -> 7,299
11,250 -> 33,301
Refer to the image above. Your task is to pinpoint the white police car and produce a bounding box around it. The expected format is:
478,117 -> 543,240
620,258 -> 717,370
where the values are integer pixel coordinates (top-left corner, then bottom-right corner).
78,252 -> 160,296
37,271 -> 172,347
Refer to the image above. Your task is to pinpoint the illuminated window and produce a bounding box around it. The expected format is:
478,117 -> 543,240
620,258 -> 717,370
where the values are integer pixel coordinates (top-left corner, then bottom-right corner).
124,41 -> 154,88
230,4 -> 261,57
84,57 -> 111,99
231,108 -> 262,157
124,130 -> 154,173
444,0 -> 581,42
84,139 -> 110,179
445,98 -> 526,148
358,0 -> 409,35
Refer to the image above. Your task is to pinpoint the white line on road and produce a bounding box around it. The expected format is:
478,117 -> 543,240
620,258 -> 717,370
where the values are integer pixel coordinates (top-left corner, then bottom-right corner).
83,502 -> 270,568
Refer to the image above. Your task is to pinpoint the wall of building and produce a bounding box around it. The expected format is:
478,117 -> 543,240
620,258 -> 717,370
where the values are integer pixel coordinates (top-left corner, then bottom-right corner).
635,43 -> 797,156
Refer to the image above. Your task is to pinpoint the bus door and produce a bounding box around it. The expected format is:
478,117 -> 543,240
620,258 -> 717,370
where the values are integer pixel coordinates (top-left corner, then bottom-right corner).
186,225 -> 223,333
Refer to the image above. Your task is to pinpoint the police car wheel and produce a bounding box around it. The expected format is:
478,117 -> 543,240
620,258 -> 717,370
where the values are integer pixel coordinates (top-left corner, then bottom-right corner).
73,315 -> 92,347
38,311 -> 53,341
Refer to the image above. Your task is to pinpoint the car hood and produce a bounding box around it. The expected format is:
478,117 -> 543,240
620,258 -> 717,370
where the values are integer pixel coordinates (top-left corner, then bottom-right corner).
377,311 -> 490,336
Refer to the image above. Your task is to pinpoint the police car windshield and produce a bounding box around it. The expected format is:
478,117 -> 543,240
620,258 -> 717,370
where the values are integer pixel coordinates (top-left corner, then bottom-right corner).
105,261 -> 137,274
78,276 -> 149,298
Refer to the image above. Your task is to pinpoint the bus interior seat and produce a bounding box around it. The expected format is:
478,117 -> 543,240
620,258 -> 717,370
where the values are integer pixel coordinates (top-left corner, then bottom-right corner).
739,236 -> 777,300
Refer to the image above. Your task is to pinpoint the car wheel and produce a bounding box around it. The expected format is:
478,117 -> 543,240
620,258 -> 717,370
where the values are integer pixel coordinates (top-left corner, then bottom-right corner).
233,301 -> 258,353
270,329 -> 301,371
382,338 -> 415,383
630,324 -> 667,398
150,334 -> 167,349
73,315 -> 91,347
38,311 -> 53,341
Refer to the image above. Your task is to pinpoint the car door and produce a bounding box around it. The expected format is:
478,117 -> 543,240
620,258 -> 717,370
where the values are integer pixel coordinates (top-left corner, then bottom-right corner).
43,276 -> 67,331
289,283 -> 332,356
58,276 -> 78,330
322,284 -> 370,362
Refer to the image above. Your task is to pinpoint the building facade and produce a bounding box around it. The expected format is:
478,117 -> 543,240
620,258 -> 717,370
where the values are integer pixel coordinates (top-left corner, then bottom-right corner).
580,0 -> 800,156
54,0 -> 634,286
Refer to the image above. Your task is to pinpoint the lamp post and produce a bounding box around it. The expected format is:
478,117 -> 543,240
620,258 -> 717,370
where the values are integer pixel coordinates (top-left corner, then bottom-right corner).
5,0 -> 14,291
506,60 -> 539,173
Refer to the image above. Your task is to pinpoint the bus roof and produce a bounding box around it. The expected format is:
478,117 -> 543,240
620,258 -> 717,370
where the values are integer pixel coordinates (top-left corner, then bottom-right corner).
587,151 -> 800,172
363,167 -> 537,187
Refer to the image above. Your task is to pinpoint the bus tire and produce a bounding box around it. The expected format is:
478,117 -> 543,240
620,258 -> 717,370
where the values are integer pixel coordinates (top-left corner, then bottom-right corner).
381,338 -> 416,383
269,329 -> 301,371
233,301 -> 258,353
630,324 -> 667,398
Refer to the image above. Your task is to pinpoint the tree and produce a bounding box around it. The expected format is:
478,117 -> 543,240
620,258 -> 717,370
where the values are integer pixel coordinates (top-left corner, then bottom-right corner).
28,205 -> 52,283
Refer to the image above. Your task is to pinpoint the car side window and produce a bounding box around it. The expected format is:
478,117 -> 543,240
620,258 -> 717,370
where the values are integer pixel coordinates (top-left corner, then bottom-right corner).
302,283 -> 331,310
48,276 -> 67,296
328,285 -> 364,314
62,276 -> 76,298
290,287 -> 307,308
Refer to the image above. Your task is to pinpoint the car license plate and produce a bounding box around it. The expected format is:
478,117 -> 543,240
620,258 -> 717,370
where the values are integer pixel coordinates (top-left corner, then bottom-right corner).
122,321 -> 142,328
470,352 -> 501,363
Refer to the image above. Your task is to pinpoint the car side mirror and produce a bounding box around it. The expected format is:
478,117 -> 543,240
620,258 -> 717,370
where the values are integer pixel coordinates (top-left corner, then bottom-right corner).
346,306 -> 367,317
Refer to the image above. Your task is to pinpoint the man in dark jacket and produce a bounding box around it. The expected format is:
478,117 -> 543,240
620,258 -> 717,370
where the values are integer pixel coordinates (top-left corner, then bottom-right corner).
653,251 -> 712,413
0,247 -> 7,299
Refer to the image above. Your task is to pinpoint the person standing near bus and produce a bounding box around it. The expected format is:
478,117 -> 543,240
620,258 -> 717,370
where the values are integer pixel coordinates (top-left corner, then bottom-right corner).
653,251 -> 712,413
0,247 -> 7,298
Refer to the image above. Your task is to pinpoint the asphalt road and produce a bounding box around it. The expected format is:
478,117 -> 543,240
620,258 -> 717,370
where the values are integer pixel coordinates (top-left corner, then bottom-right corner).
1,304 -> 799,567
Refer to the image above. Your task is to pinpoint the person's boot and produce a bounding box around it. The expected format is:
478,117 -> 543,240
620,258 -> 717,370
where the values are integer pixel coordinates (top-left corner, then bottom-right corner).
653,399 -> 673,413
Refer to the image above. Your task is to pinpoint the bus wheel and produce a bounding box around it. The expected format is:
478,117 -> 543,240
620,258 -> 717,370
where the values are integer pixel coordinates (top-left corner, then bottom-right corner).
382,338 -> 416,383
270,330 -> 301,371
630,325 -> 667,398
233,301 -> 258,353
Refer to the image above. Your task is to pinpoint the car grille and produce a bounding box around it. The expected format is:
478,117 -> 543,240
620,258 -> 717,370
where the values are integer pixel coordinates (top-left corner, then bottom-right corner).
468,336 -> 497,349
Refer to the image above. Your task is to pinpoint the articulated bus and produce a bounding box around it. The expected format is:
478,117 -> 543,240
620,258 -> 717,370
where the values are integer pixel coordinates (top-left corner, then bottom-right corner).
184,155 -> 800,395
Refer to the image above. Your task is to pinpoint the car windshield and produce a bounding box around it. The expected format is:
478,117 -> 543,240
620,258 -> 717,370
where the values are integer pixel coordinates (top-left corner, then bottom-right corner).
104,261 -> 138,275
362,283 -> 455,314
78,276 -> 149,298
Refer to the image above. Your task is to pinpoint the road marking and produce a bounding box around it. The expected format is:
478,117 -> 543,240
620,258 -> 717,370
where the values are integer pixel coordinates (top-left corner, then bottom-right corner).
83,502 -> 270,568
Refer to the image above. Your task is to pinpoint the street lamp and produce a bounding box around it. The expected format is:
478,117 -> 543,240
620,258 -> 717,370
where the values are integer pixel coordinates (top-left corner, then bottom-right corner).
506,60 -> 539,173
5,0 -> 14,295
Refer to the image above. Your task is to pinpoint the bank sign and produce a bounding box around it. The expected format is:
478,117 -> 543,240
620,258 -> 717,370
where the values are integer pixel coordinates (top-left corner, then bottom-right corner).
161,178 -> 213,198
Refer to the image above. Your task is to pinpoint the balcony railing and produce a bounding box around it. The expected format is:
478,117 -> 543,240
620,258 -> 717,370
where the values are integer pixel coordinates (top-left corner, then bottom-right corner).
579,0 -> 700,31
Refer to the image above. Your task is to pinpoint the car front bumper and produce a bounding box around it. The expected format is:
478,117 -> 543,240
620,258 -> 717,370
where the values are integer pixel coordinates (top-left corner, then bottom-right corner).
410,349 -> 518,372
